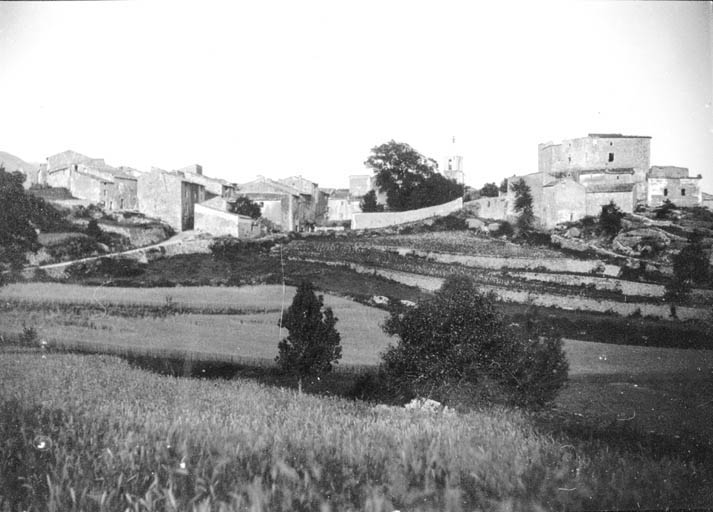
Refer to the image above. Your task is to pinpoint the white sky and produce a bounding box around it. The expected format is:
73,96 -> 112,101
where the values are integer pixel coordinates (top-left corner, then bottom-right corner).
1,1 -> 711,190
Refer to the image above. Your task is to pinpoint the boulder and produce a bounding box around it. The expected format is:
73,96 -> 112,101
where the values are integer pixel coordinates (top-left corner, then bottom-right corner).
405,398 -> 443,413
566,226 -> 581,238
371,295 -> 390,306
486,222 -> 501,233
613,228 -> 671,257
466,218 -> 485,230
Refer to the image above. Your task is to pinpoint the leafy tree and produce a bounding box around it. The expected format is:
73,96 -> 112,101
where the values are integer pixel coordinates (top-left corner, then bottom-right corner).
499,178 -> 508,193
365,140 -> 463,211
229,196 -> 262,219
0,167 -> 40,275
85,219 -> 103,239
599,201 -> 624,237
380,274 -> 568,407
276,281 -> 342,384
511,178 -> 534,230
359,189 -> 383,212
479,182 -> 499,197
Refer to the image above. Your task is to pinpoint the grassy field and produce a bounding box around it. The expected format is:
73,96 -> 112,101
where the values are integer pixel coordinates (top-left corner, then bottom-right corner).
2,351 -> 712,511
0,284 -> 393,367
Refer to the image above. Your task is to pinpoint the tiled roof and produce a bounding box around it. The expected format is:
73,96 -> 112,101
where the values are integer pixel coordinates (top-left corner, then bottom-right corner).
587,133 -> 652,139
585,182 -> 636,194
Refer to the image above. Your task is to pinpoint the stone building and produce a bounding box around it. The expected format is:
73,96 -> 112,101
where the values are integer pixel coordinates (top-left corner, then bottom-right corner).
194,197 -> 262,238
323,188 -> 362,222
43,150 -> 138,210
237,176 -> 309,231
538,133 -> 651,204
646,166 -> 702,207
137,168 -> 205,231
177,164 -> 237,199
443,137 -> 465,185
278,175 -> 329,226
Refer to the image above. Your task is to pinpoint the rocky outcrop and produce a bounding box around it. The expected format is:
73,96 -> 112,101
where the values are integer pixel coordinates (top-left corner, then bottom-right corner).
612,228 -> 672,257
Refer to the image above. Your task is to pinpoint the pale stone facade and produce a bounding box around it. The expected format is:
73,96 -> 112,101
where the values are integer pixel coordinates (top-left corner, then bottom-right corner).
646,166 -> 702,207
137,169 -> 206,231
194,197 -> 262,238
43,150 -> 138,210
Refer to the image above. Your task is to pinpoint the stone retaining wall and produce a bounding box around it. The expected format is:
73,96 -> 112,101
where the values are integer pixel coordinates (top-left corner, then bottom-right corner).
351,198 -> 463,229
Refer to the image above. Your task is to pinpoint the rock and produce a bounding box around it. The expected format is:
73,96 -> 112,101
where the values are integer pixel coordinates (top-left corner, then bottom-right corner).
371,295 -> 390,306
400,299 -> 417,307
405,398 -> 443,413
96,243 -> 110,253
466,218 -> 485,230
613,228 -> 671,256
551,234 -> 590,253
566,226 -> 581,238
486,222 -> 501,233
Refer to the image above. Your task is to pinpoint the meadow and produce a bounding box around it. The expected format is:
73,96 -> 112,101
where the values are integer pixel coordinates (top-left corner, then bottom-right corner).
2,351 -> 712,511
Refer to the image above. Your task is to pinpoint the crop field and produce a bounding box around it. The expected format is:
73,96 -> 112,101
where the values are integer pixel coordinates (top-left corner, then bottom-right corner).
2,351 -> 712,511
0,284 -> 393,367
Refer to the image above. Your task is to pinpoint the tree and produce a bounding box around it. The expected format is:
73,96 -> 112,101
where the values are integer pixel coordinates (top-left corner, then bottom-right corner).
276,281 -> 342,384
365,140 -> 463,211
499,178 -> 508,193
511,178 -> 534,230
380,275 -> 568,407
0,167 -> 40,275
85,219 -> 103,239
359,189 -> 383,213
229,196 -> 262,219
599,201 -> 624,237
479,182 -> 499,197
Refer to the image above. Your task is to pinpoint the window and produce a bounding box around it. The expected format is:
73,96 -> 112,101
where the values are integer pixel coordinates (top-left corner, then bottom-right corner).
608,153 -> 614,162
681,189 -> 686,196
120,198 -> 124,209
487,201 -> 491,207
664,188 -> 668,196
568,156 -> 571,164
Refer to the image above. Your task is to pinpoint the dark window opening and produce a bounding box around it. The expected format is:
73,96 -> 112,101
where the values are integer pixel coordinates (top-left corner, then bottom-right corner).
681,189 -> 686,196
568,156 -> 571,164
664,188 -> 668,196
608,153 -> 614,162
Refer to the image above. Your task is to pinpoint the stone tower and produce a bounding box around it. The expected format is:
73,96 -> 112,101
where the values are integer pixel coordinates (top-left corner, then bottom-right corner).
443,136 -> 465,184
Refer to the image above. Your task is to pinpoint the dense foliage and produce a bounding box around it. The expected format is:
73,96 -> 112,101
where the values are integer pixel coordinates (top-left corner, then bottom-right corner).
365,140 -> 463,211
359,189 -> 383,212
229,196 -> 262,219
511,179 -> 534,231
479,182 -> 499,197
0,168 -> 40,272
666,230 -> 711,302
599,201 -> 625,236
276,280 -> 342,378
380,275 -> 569,407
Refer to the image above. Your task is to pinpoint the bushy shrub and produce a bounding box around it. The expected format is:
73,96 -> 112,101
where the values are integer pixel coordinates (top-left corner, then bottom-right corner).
379,275 -> 568,408
429,214 -> 467,231
209,236 -> 275,260
66,257 -> 146,279
599,201 -> 624,236
276,281 -> 342,379
45,235 -> 101,261
655,199 -> 677,219
494,221 -> 514,238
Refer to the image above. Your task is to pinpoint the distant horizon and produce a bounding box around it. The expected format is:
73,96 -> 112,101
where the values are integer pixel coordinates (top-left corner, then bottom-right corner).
1,1 -> 711,191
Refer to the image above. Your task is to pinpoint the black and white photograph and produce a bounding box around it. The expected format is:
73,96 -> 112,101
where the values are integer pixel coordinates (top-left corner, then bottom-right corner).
1,1 -> 712,510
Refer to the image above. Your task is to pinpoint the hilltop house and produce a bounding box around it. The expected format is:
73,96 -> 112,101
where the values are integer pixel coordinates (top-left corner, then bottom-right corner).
474,133 -> 703,229
176,164 -> 237,199
42,150 -> 138,210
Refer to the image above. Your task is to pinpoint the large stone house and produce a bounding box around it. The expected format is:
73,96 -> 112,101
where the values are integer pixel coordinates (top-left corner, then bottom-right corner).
137,168 -> 206,231
278,175 -> 329,226
176,164 -> 237,199
237,177 -> 306,231
42,150 -> 138,210
474,133 -> 702,229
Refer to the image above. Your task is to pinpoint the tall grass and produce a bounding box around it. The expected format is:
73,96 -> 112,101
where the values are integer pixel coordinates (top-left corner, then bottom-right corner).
1,352 -> 712,511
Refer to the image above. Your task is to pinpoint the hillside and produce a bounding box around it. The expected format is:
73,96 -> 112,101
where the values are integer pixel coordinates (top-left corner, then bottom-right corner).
0,150 -> 40,187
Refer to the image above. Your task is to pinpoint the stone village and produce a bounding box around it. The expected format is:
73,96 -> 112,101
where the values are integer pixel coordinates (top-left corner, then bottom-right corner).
18,133 -> 710,236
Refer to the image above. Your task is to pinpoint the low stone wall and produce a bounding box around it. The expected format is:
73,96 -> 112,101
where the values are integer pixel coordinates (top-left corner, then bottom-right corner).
297,258 -> 709,321
373,245 -> 621,276
351,198 -> 463,230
